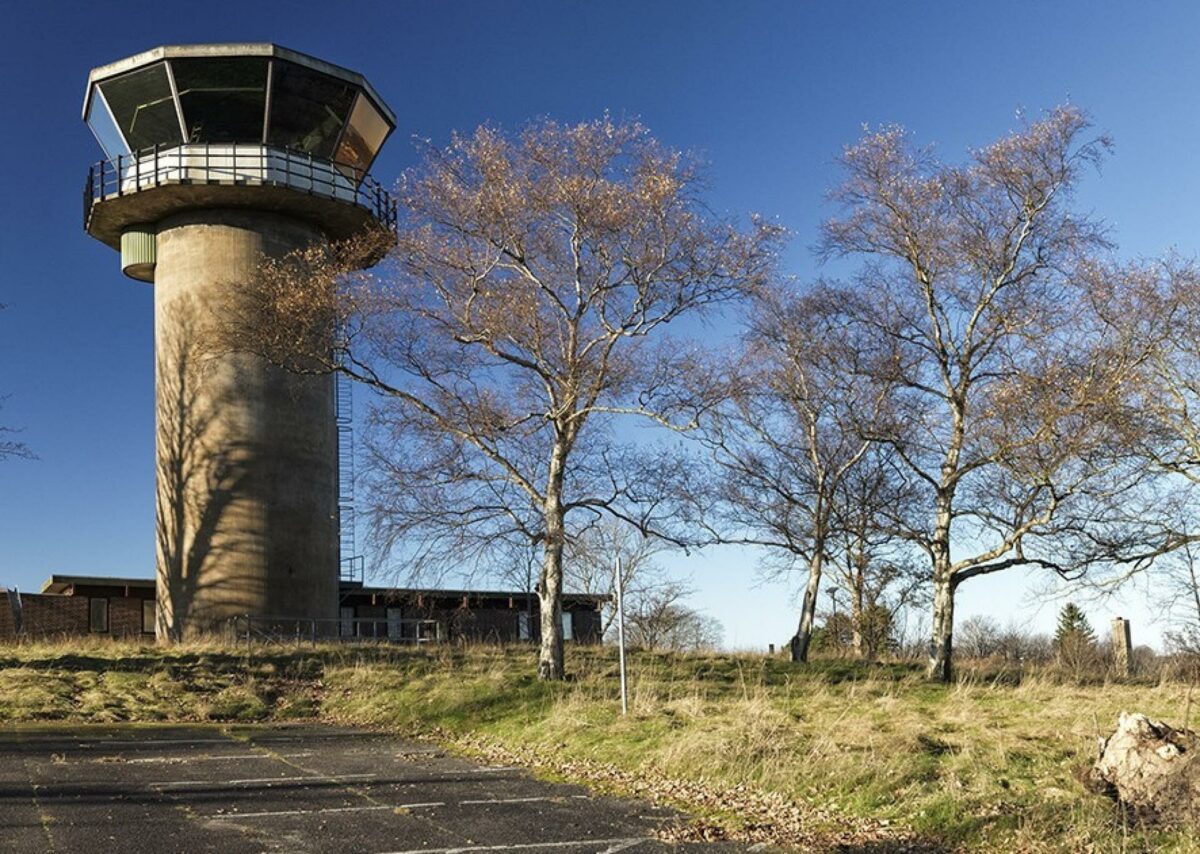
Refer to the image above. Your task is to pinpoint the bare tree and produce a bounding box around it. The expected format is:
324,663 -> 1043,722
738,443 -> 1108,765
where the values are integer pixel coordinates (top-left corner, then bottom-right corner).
691,283 -> 896,662
231,117 -> 780,680
0,306 -> 32,462
957,615 -> 1003,659
826,449 -> 927,661
0,403 -> 31,462
563,516 -> 670,638
1157,540 -> 1200,655
1065,261 -> 1200,642
995,620 -> 1053,663
1101,262 -> 1200,565
489,536 -> 543,635
821,106 -> 1135,681
624,581 -> 723,651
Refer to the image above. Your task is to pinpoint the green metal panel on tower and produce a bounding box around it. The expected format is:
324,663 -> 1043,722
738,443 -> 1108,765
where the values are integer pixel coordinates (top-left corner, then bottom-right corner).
120,226 -> 156,282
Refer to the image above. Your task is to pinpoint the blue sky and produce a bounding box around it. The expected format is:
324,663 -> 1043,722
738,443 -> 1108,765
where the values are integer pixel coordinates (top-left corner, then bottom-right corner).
1,1 -> 1196,649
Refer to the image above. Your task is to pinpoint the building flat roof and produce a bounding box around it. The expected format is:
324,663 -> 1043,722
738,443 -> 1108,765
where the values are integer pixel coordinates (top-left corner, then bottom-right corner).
36,575 -> 608,602
346,585 -> 609,603
40,574 -> 155,594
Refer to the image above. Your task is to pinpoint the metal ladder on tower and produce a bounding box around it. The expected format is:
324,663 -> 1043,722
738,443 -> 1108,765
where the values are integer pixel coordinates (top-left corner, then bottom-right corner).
336,369 -> 364,585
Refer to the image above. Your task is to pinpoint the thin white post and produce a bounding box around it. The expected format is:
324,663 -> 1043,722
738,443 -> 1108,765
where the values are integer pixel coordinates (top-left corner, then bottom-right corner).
615,555 -> 628,716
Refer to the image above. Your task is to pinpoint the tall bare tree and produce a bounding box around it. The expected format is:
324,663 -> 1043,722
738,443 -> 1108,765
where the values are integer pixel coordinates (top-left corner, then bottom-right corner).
233,118 -> 780,679
0,306 -> 32,462
0,402 -> 30,463
826,449 -> 927,661
1098,262 -> 1200,640
691,283 -> 896,662
821,106 -> 1133,681
1158,539 -> 1200,655
563,516 -> 667,638
623,581 -> 723,651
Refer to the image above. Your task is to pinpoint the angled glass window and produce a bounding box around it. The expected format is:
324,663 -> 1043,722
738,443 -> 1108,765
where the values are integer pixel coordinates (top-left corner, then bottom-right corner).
267,60 -> 355,159
172,57 -> 268,144
334,93 -> 391,176
85,88 -> 129,159
98,62 -> 182,152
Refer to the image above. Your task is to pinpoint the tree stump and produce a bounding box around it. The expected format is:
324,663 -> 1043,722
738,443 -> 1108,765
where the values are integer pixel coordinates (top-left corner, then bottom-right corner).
1090,712 -> 1200,826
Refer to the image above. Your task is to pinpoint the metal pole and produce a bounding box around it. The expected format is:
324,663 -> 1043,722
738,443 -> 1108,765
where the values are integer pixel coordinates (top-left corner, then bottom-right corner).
615,555 -> 628,716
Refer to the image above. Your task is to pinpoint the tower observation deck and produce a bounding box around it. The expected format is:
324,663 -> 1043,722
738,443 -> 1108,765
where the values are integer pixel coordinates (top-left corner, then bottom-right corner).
81,44 -> 395,639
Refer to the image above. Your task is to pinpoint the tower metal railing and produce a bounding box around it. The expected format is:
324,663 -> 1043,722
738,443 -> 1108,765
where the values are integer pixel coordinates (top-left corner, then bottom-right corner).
83,143 -> 398,230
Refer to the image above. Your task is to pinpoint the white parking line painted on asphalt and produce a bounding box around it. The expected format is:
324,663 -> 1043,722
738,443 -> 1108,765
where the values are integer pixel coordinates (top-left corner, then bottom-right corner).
152,772 -> 379,789
120,752 -> 314,764
596,843 -> 644,854
69,738 -> 239,747
459,795 -> 591,806
378,838 -> 649,854
207,801 -> 447,820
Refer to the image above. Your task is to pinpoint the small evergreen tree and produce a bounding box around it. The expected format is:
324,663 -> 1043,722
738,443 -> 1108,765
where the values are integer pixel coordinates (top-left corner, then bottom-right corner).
1054,602 -> 1096,649
1054,602 -> 1098,678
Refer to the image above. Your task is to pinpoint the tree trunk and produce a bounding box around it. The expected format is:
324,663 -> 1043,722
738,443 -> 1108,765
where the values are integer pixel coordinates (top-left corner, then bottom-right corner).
790,551 -> 823,663
927,490 -> 956,682
537,538 -> 564,680
850,544 -> 866,659
537,441 -> 568,681
850,589 -> 864,661
928,570 -> 954,682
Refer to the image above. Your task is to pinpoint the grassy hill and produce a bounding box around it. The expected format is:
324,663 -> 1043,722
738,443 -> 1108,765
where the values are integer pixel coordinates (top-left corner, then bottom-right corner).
1,640 -> 1196,852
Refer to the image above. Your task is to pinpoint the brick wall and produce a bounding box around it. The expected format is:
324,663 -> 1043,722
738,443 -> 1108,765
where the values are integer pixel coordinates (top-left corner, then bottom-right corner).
1,594 -> 153,640
0,596 -> 15,640
20,594 -> 90,638
110,598 -> 151,638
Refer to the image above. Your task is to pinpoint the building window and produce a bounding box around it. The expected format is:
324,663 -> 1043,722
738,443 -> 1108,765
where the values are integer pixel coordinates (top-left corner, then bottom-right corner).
89,598 -> 109,633
142,600 -> 156,634
340,606 -> 355,638
518,611 -> 531,641
561,611 -> 573,642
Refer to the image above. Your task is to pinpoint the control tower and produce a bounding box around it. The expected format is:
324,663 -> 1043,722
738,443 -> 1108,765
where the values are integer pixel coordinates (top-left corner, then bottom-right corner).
81,44 -> 395,639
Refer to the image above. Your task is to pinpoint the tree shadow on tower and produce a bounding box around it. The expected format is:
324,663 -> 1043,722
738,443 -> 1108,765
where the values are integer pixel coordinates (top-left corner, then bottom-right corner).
155,295 -> 254,641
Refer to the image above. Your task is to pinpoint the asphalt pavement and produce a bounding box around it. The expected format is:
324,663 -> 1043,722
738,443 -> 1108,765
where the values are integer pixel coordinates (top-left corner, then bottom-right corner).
0,723 -> 750,853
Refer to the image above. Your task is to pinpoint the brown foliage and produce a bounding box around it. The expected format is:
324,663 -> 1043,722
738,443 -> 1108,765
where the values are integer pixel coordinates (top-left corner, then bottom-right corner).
229,117 -> 781,679
819,105 -> 1142,681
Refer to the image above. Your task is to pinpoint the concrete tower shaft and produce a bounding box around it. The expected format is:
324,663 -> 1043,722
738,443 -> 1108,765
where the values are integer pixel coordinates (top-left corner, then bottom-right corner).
81,44 -> 395,640
154,211 -> 337,637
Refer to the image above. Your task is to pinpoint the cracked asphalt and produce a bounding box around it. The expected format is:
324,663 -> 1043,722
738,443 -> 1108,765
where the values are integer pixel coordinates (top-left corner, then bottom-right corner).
0,724 -> 749,853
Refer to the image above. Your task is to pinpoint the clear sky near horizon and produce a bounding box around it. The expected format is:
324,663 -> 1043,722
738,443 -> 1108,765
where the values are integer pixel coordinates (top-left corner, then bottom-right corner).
0,1 -> 1195,650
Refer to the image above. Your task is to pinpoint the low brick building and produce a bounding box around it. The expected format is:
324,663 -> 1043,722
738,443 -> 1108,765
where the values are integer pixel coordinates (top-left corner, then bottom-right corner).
1,575 -> 605,645
2,576 -> 157,640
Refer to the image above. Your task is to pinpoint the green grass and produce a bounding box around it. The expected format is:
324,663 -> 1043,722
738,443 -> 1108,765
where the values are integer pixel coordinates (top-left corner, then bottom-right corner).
1,640 -> 1197,852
